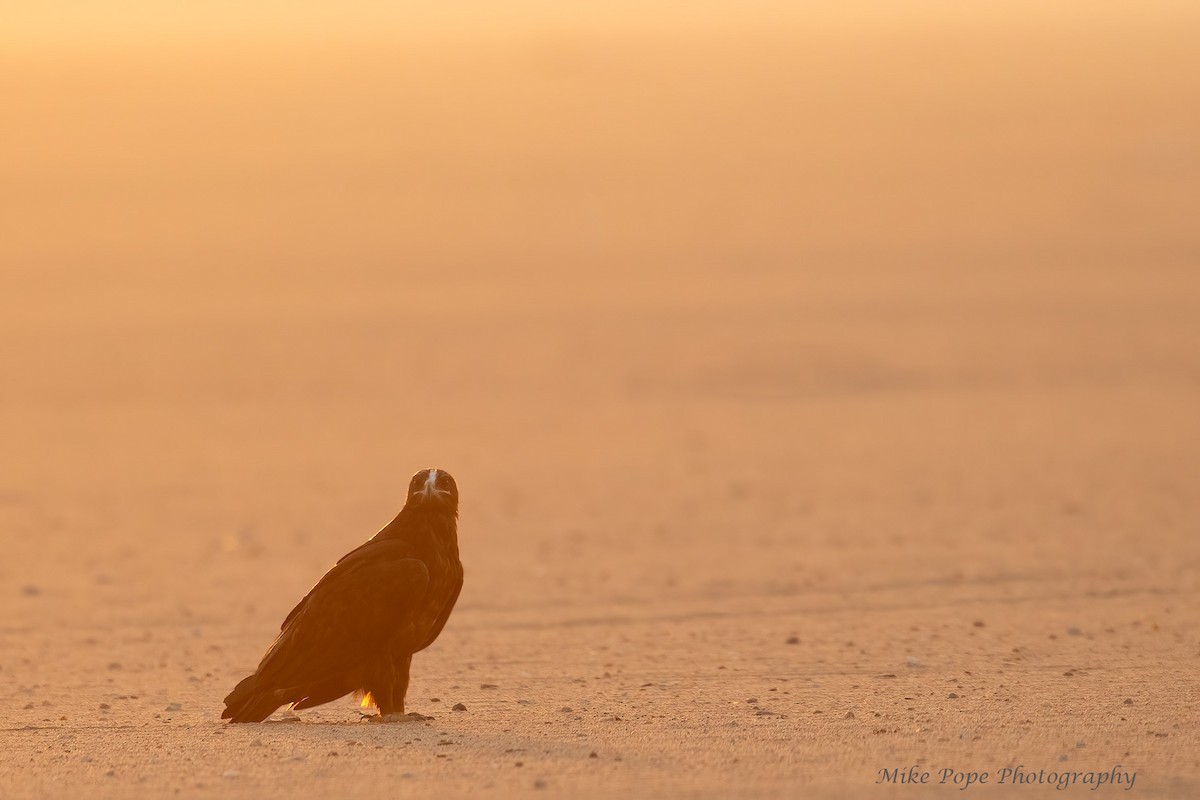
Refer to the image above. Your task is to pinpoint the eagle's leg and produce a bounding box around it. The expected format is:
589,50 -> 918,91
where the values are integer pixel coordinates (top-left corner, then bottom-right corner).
368,652 -> 412,721
371,683 -> 396,717
390,652 -> 413,715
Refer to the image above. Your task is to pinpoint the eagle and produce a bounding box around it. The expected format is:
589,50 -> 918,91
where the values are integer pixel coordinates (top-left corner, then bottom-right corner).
222,468 -> 464,722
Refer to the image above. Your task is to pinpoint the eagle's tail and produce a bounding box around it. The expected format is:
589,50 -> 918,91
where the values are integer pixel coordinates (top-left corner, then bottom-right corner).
221,673 -> 282,723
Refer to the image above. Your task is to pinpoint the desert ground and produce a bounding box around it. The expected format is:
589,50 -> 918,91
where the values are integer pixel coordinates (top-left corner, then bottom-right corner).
1,3 -> 1199,797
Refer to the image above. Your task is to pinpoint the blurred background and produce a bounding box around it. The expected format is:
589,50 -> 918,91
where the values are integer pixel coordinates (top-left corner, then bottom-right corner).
2,0 -> 1199,736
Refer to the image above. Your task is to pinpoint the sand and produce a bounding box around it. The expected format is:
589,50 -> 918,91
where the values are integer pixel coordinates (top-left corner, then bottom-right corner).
1,4 -> 1199,797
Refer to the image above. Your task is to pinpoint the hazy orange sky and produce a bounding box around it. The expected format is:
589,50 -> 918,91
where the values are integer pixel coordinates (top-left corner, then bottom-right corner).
6,1 -> 1200,51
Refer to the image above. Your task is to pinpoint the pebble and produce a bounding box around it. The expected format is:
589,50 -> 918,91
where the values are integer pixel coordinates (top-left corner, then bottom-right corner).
21,585 -> 41,596
480,683 -> 498,689
452,703 -> 467,711
785,636 -> 800,645
1067,627 -> 1082,636
906,656 -> 922,668
165,703 -> 182,712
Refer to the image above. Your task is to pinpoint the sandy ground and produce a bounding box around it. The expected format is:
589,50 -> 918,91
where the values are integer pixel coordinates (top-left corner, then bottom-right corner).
2,4 -> 1199,798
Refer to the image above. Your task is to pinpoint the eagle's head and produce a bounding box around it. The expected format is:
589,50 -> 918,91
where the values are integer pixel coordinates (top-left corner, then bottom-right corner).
406,468 -> 458,513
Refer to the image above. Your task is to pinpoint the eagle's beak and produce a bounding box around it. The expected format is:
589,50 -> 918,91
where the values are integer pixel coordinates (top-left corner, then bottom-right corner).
421,469 -> 440,498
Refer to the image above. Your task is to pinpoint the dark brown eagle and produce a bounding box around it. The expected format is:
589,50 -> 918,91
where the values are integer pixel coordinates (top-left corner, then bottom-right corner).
222,468 -> 464,722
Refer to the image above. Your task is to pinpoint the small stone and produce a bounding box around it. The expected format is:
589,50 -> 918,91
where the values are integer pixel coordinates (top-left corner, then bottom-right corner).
1123,698 -> 1134,705
105,770 -> 116,778
972,621 -> 985,627
23,703 -> 33,710
108,662 -> 122,670
948,693 -> 959,699
400,772 -> 415,779
223,770 -> 239,779
785,636 -> 800,645
452,703 -> 467,711
250,739 -> 264,747
165,703 -> 182,712
745,698 -> 757,704
906,656 -> 922,668
480,683 -> 498,689
844,711 -> 855,719
1067,627 -> 1082,636
560,706 -> 573,713
515,761 -> 524,767
1075,741 -> 1086,748
534,779 -> 547,789
99,703 -> 110,710
589,751 -> 598,758
429,698 -> 440,703
80,756 -> 92,763
21,585 -> 41,597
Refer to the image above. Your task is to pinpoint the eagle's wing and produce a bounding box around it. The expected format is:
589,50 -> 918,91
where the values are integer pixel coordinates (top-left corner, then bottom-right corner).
277,537 -> 399,631
255,546 -> 431,693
